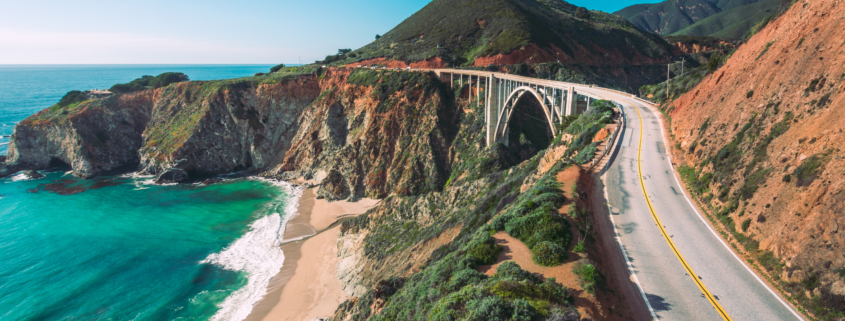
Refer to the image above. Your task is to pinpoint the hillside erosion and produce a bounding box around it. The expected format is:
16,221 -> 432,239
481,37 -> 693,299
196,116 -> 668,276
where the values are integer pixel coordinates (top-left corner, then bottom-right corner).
4,69 -> 459,200
665,0 -> 845,317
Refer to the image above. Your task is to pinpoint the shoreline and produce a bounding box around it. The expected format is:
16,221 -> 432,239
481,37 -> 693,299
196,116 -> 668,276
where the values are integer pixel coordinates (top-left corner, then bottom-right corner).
245,188 -> 379,321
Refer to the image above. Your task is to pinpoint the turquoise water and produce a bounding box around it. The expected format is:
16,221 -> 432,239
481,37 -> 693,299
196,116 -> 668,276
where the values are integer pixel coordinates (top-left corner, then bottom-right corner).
0,172 -> 298,320
0,65 -> 300,320
0,64 -> 277,155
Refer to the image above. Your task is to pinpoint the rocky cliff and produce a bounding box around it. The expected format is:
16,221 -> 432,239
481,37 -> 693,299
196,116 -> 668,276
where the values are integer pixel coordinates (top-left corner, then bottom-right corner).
4,69 -> 458,200
6,90 -> 159,178
664,0 -> 845,317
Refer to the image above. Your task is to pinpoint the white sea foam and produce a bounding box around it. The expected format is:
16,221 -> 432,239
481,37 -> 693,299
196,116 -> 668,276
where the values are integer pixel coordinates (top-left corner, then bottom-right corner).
0,142 -> 7,146
202,178 -> 302,321
10,173 -> 31,181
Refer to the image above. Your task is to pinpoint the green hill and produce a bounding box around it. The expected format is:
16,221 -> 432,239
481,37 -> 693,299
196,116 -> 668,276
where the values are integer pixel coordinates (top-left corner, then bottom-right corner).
615,0 -> 779,38
327,0 -> 673,67
670,0 -> 780,38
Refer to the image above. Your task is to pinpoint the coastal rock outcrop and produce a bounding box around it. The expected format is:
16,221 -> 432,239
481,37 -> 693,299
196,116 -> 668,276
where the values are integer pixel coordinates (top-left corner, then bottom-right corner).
5,69 -> 458,200
4,90 -> 158,178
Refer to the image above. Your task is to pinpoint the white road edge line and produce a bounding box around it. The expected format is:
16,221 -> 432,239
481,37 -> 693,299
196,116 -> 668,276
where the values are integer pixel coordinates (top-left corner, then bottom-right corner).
599,100 -> 660,321
637,101 -> 805,321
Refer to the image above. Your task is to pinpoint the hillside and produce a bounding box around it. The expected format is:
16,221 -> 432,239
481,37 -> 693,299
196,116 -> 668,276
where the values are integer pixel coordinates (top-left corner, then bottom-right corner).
615,0 -> 780,38
662,0 -> 845,318
324,0 -> 673,68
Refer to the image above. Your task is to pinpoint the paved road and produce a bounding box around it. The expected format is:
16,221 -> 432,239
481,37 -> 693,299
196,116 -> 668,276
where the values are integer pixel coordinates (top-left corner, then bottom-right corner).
579,89 -> 803,321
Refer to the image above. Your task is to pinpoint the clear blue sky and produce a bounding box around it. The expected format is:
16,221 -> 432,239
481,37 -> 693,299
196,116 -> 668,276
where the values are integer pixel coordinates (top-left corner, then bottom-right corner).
0,0 -> 659,64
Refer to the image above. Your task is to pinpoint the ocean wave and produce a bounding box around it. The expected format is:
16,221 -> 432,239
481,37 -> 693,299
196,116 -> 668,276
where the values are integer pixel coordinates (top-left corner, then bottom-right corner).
0,142 -> 8,146
10,173 -> 31,181
202,178 -> 302,321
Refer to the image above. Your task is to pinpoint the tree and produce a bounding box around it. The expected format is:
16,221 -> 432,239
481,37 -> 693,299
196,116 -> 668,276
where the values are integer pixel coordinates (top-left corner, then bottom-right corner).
575,7 -> 589,19
375,34 -> 381,40
707,54 -> 722,73
337,48 -> 352,55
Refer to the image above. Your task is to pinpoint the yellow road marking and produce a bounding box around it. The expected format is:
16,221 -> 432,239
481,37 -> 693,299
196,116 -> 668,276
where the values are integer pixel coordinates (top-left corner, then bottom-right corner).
629,101 -> 732,321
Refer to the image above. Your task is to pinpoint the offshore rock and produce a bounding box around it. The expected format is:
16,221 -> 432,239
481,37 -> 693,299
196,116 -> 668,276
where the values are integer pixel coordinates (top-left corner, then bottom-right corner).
155,168 -> 188,184
22,170 -> 44,179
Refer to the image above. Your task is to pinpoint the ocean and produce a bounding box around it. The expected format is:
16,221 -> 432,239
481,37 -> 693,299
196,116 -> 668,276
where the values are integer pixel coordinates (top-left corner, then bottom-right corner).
0,65 -> 300,321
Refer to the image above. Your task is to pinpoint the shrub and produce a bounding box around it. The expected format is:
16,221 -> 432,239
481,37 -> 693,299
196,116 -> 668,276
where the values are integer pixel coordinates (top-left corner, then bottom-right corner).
510,299 -> 541,321
741,218 -> 752,232
746,90 -> 754,98
468,234 -> 503,265
573,262 -> 599,293
448,269 -> 487,291
793,151 -> 832,187
109,72 -> 189,93
505,209 -> 572,250
466,296 -> 511,321
533,241 -> 567,266
707,54 -> 722,73
573,240 -> 585,253
496,261 -> 538,283
574,7 -> 589,19
269,63 -> 286,73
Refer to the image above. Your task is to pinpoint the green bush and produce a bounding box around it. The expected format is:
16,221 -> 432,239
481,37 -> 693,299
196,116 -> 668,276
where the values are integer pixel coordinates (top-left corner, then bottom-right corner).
448,269 -> 488,291
707,54 -> 722,73
269,63 -> 285,73
469,234 -> 504,265
746,90 -> 754,98
505,208 -> 571,250
793,151 -> 832,187
533,241 -> 567,266
573,240 -> 585,253
57,90 -> 86,107
109,72 -> 189,93
573,262 -> 599,293
741,218 -> 752,232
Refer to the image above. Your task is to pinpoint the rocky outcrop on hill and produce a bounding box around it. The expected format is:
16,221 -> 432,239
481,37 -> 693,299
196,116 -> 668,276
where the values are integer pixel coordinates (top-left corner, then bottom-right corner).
664,0 -> 845,317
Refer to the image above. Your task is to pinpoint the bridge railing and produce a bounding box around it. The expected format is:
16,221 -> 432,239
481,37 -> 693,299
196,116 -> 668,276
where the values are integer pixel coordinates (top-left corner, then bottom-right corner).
424,68 -> 659,107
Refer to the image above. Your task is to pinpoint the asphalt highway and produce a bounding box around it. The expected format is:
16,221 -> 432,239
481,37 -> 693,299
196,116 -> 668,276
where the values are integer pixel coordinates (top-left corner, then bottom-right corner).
582,89 -> 802,321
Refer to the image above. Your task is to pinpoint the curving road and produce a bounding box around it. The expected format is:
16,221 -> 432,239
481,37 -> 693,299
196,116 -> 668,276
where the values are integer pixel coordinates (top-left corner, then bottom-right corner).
421,67 -> 803,320
580,88 -> 803,320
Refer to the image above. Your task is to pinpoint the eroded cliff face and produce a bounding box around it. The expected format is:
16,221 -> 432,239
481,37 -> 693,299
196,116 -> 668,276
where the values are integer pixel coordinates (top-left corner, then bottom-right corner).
273,69 -> 457,200
135,77 -> 321,182
4,69 -> 458,200
665,0 -> 845,316
5,90 -> 159,178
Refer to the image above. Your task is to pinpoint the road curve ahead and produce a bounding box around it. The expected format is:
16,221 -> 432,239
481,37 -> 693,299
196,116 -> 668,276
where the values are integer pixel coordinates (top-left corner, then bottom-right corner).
581,89 -> 803,321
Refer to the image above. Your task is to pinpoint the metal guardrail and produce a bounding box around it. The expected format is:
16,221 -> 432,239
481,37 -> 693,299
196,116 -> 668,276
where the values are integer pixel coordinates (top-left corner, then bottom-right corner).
588,102 -> 625,172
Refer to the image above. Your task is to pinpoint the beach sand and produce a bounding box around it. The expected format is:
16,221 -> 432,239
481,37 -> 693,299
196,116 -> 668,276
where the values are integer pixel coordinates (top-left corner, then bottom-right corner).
245,188 -> 379,321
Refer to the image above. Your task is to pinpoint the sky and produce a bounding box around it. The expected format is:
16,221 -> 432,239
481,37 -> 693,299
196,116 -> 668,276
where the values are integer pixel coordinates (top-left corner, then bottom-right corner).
0,0 -> 660,64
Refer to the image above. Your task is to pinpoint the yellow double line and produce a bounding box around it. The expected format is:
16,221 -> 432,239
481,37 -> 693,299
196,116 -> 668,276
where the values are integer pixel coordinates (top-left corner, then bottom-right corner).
629,101 -> 732,321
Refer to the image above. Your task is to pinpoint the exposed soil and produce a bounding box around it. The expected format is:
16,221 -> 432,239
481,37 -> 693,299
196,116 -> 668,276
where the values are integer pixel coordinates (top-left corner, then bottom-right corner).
665,0 -> 845,316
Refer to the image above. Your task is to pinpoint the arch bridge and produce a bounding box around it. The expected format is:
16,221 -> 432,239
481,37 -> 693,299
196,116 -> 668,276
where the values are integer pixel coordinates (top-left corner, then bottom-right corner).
431,69 -> 640,146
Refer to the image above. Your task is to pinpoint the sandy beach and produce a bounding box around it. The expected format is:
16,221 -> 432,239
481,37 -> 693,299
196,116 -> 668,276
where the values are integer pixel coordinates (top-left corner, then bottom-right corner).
245,188 -> 379,321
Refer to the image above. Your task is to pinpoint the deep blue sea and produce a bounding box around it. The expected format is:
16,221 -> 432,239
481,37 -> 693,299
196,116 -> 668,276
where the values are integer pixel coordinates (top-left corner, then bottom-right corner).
0,65 -> 301,321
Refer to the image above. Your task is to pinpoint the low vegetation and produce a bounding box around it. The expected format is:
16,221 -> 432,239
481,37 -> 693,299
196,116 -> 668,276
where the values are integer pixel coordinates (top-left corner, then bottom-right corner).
109,72 -> 189,94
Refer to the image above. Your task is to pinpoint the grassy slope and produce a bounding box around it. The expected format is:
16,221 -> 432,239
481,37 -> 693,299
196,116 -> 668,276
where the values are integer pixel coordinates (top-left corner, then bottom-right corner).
327,0 -> 671,66
670,0 -> 780,38
615,0 -> 771,37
